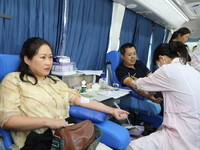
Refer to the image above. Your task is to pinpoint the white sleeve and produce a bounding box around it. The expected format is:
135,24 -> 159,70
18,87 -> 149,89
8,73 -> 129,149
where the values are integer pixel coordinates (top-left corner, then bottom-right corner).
191,40 -> 200,73
136,66 -> 172,92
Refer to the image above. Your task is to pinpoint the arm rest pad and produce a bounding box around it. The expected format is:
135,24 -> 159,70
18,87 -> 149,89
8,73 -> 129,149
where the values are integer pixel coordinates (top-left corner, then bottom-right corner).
121,87 -> 145,100
94,120 -> 130,150
69,105 -> 108,123
139,111 -> 163,128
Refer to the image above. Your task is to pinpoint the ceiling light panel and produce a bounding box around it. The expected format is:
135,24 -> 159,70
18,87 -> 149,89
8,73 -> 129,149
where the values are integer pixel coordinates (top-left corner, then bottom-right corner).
165,0 -> 189,22
134,0 -> 188,28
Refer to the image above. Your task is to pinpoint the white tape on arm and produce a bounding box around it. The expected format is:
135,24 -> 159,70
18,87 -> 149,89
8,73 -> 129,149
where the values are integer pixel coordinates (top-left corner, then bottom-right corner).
80,96 -> 90,103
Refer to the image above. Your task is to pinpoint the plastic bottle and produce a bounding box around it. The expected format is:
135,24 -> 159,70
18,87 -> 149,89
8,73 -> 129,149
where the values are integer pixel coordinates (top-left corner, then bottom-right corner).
99,78 -> 107,89
81,80 -> 87,93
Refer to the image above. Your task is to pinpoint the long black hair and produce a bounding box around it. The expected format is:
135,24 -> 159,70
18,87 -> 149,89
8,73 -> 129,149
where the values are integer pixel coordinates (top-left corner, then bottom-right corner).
18,37 -> 57,85
153,41 -> 188,66
169,27 -> 190,43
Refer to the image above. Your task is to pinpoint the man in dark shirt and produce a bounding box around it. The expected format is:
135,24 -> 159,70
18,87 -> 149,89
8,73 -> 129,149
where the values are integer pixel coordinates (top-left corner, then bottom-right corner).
116,43 -> 163,103
116,43 -> 163,133
116,60 -> 151,86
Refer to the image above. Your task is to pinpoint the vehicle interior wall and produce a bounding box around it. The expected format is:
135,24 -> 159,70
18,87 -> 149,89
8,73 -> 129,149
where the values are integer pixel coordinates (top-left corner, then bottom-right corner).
0,0 -> 169,72
112,0 -> 200,57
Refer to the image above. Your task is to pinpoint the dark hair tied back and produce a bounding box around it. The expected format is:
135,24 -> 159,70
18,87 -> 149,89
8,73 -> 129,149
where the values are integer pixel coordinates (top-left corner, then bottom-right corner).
169,41 -> 188,64
153,41 -> 188,66
169,27 -> 190,43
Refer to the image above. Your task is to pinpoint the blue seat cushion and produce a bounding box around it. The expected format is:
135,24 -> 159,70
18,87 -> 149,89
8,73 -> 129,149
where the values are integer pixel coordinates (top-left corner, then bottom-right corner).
139,112 -> 163,128
0,129 -> 13,150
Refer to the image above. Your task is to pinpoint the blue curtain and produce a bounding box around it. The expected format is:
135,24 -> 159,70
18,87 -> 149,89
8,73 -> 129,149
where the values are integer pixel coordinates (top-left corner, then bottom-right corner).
150,24 -> 165,71
62,0 -> 112,71
163,29 -> 170,43
133,15 -> 153,65
119,8 -> 137,47
0,0 -> 64,55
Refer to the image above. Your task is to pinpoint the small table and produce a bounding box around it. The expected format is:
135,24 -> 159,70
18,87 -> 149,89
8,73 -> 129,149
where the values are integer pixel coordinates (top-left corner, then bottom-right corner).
81,88 -> 131,106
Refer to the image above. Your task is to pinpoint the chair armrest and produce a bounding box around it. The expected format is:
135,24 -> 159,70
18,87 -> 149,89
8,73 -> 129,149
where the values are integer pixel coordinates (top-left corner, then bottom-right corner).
121,87 -> 145,100
0,128 -> 13,150
139,111 -> 163,128
95,120 -> 130,150
69,105 -> 108,123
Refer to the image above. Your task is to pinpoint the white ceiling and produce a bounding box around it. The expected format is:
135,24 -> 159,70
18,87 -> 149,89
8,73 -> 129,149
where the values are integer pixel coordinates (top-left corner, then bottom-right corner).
175,0 -> 200,18
113,0 -> 170,27
112,0 -> 200,39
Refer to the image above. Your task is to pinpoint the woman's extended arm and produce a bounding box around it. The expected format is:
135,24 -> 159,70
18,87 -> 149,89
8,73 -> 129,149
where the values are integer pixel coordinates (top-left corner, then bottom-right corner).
70,96 -> 129,120
123,76 -> 162,103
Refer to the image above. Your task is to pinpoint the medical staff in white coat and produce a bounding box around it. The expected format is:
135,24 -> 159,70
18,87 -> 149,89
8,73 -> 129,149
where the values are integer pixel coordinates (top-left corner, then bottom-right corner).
191,40 -> 200,73
129,41 -> 200,150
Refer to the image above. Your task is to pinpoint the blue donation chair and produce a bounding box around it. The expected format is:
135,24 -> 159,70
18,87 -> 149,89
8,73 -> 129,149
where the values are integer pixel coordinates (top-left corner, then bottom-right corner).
106,51 -> 163,128
0,54 -> 130,150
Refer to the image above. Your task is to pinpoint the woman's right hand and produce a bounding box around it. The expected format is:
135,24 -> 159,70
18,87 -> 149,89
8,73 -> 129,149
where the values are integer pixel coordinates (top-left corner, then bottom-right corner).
45,118 -> 70,130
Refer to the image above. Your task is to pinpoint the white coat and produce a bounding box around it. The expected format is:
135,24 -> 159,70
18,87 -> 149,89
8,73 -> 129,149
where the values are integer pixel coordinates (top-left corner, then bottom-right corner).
130,58 -> 200,150
191,40 -> 200,73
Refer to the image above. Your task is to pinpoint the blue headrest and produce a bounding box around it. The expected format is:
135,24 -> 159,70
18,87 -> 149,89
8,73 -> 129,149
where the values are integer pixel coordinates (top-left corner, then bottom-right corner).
106,51 -> 121,71
106,51 -> 121,86
0,54 -> 20,82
